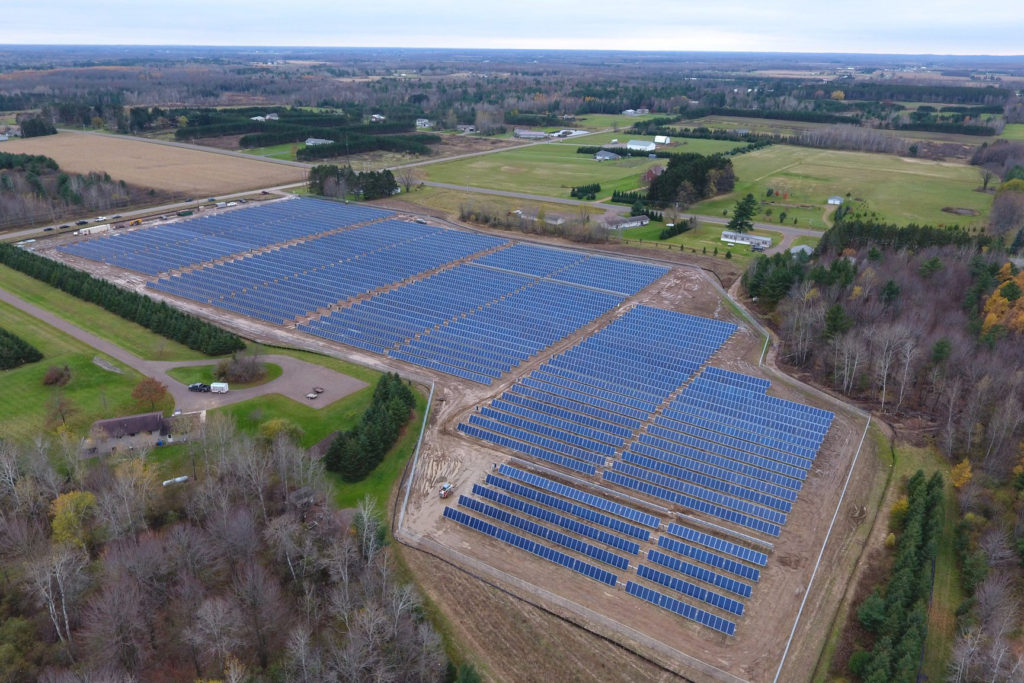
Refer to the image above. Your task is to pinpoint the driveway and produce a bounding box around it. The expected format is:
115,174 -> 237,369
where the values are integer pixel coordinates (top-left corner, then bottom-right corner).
0,286 -> 367,413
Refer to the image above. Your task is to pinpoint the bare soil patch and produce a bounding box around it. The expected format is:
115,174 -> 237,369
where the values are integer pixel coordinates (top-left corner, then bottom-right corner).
2,131 -> 306,195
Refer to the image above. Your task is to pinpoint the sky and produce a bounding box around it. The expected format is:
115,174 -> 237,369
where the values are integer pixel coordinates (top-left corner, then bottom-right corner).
1,1 -> 1021,56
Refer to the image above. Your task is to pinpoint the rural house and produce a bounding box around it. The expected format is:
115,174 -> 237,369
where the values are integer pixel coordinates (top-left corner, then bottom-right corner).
603,215 -> 650,230
305,137 -> 335,146
88,411 -> 168,455
594,150 -> 621,161
721,230 -> 772,251
827,195 -> 844,205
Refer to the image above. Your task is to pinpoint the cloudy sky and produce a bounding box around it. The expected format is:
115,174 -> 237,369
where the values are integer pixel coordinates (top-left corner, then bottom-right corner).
1,1 -> 1019,55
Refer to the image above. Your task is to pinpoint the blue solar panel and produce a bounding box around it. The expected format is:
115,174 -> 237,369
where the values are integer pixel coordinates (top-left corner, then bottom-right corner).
457,496 -> 630,569
654,534 -> 760,582
624,581 -> 736,636
472,484 -> 641,554
647,549 -> 752,599
484,475 -> 651,542
498,465 -> 661,528
442,506 -> 618,586
636,564 -> 744,616
665,523 -> 768,567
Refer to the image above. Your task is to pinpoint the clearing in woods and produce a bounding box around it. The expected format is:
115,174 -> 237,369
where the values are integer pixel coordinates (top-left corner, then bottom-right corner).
691,144 -> 991,230
1,131 -> 307,195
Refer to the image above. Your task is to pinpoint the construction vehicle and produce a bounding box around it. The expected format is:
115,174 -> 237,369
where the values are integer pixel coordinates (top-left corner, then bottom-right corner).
439,482 -> 453,499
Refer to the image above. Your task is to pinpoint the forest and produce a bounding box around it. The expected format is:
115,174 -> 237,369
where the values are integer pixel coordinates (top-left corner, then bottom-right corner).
743,208 -> 1024,679
0,418 -> 451,681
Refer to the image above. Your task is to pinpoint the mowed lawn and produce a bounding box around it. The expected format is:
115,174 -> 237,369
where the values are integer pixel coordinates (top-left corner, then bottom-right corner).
0,300 -> 166,441
1000,123 -> 1024,140
691,145 -> 991,229
552,133 -> 740,155
242,142 -> 304,161
423,143 -> 662,199
0,264 -> 209,361
620,221 -> 782,268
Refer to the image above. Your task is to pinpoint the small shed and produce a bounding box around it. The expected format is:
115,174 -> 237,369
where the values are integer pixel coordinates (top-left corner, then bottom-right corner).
827,196 -> 844,206
790,244 -> 815,256
595,150 -> 622,162
654,135 -> 671,144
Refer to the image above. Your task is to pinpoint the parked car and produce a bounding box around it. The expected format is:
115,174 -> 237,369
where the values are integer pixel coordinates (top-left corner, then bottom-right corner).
58,224 -> 71,229
43,227 -> 54,231
75,220 -> 89,226
313,386 -> 325,394
306,392 -> 318,400
187,382 -> 211,393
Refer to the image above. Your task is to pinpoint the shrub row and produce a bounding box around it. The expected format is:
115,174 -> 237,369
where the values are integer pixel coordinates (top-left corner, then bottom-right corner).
0,326 -> 43,370
324,373 -> 416,482
0,244 -> 244,356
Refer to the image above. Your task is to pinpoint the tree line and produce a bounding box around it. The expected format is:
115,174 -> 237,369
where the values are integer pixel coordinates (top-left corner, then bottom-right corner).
307,165 -> 399,200
850,471 -> 944,682
0,326 -> 43,370
324,373 -> 416,482
296,133 -> 440,161
0,244 -> 244,356
0,417 -> 455,681
570,183 -> 601,200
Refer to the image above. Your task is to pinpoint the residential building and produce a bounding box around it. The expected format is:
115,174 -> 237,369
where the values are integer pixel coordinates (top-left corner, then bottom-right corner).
594,150 -> 622,162
827,195 -> 844,205
456,124 -> 476,133
415,118 -> 433,128
604,215 -> 650,230
721,231 -> 772,250
790,244 -> 815,256
305,137 -> 335,146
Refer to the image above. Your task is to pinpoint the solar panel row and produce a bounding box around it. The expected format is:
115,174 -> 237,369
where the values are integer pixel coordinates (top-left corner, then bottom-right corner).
665,523 -> 768,567
64,198 -> 393,274
442,506 -> 618,586
624,581 -> 736,636
654,534 -> 761,582
647,549 -> 752,599
457,495 -> 630,569
471,483 -> 641,555
636,564 -> 745,616
483,474 -> 652,542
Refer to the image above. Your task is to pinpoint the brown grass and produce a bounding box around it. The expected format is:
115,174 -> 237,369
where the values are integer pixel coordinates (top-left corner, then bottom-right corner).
2,131 -> 307,195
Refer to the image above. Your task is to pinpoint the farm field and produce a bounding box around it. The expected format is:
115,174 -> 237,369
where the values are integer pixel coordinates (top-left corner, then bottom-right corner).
0,299 -> 164,440
679,114 -> 999,145
1,131 -> 307,195
242,141 -> 304,160
691,144 -> 991,229
422,143 -> 661,199
569,112 -> 667,129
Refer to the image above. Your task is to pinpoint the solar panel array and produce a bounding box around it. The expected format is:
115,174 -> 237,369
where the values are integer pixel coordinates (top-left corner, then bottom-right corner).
61,198 -> 393,275
447,308 -> 837,637
150,222 -> 505,324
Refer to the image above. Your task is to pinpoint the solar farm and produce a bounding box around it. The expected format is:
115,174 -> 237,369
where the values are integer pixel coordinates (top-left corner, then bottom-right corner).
55,196 -> 862,679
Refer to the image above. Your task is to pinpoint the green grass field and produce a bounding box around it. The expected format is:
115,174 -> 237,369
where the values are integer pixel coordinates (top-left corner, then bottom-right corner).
681,114 -> 997,144
552,132 -> 740,155
571,112 -> 666,130
620,221 -> 781,267
1000,123 -> 1024,140
0,264 -> 211,361
691,145 -> 990,229
0,299 -> 170,441
165,362 -> 283,388
423,143 -> 661,199
242,142 -> 303,161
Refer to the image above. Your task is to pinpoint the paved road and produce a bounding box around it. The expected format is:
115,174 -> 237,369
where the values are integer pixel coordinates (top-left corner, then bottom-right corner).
0,285 -> 367,412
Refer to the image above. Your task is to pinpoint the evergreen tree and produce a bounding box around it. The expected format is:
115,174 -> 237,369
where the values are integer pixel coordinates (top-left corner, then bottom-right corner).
727,193 -> 758,233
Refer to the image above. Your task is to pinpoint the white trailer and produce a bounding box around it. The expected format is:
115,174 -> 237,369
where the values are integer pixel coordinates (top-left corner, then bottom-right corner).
78,224 -> 112,236
210,382 -> 229,394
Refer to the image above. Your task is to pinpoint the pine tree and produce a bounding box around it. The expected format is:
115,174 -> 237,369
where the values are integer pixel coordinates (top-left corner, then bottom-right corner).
727,193 -> 758,233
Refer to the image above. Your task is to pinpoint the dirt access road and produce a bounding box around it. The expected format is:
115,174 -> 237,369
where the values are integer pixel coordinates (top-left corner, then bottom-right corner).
0,286 -> 367,412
